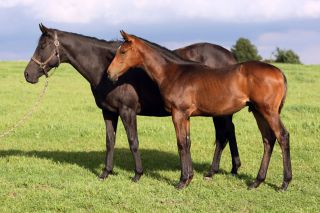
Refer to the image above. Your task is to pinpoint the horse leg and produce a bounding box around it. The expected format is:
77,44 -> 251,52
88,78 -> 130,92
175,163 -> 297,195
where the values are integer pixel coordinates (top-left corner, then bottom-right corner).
99,110 -> 118,180
119,106 -> 143,182
248,110 -> 276,189
226,115 -> 241,175
204,117 -> 228,179
172,110 -> 193,189
205,115 -> 241,179
258,110 -> 292,191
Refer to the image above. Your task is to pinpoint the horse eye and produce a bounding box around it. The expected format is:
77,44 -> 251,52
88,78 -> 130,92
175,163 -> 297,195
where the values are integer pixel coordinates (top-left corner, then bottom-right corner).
120,50 -> 126,55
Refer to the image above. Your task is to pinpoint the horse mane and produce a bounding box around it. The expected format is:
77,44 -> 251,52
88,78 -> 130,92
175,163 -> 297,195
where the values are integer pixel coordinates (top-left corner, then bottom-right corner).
41,28 -> 122,49
61,30 -> 121,46
132,35 -> 196,64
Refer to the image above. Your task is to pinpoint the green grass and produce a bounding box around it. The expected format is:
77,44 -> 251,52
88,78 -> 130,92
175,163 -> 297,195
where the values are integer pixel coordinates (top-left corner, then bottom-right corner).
0,61 -> 320,212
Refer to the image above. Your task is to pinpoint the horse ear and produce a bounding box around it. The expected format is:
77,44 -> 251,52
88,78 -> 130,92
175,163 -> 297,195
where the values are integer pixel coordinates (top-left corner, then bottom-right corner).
39,23 -> 49,34
120,30 -> 132,42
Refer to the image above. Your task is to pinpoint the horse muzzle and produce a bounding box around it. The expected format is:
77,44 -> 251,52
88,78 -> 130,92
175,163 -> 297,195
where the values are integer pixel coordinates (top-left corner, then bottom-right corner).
24,71 -> 39,84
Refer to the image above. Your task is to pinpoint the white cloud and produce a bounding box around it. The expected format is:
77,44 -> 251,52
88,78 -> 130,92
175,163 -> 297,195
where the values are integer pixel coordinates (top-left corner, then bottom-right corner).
0,0 -> 34,8
301,0 -> 320,18
1,0 -> 320,24
1,0 -> 320,64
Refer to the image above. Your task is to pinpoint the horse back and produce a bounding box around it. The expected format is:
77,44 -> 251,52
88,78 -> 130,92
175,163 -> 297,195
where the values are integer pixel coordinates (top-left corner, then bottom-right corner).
173,43 -> 237,68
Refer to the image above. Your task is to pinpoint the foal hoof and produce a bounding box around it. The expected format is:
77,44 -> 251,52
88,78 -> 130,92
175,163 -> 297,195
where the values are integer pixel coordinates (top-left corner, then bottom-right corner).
98,169 -> 113,180
175,177 -> 193,189
204,175 -> 212,181
175,180 -> 188,189
247,180 -> 262,190
279,181 -> 289,191
131,170 -> 143,182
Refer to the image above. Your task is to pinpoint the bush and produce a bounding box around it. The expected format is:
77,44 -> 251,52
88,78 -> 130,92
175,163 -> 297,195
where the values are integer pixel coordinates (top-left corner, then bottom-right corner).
273,47 -> 301,64
231,38 -> 262,62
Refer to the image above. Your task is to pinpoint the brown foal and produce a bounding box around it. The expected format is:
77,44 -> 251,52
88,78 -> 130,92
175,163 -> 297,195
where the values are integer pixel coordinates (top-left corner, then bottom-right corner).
107,31 -> 292,190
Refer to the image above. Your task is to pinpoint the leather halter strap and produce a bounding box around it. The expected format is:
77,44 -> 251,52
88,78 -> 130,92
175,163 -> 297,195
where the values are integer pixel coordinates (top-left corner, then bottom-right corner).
31,31 -> 61,78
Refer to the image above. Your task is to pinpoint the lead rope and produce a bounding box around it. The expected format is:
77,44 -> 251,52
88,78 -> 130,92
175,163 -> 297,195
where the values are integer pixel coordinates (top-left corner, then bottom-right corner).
0,77 -> 49,139
0,31 -> 60,139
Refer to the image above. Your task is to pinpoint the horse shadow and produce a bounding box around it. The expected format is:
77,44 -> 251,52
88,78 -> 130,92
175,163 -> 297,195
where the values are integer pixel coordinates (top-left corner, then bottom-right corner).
0,147 -> 278,189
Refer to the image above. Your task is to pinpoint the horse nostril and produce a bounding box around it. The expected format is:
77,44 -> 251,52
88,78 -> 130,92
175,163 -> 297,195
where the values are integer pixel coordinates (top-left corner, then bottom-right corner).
24,72 -> 29,78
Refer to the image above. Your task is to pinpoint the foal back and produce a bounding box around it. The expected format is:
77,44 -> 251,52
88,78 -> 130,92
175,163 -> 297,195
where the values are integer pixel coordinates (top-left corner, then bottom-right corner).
167,61 -> 286,117
243,61 -> 287,113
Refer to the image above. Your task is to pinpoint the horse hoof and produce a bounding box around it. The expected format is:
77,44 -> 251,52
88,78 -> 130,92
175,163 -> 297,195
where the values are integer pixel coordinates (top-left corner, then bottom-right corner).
131,174 -> 142,182
231,169 -> 238,176
98,169 -> 113,180
98,174 -> 108,181
131,170 -> 143,182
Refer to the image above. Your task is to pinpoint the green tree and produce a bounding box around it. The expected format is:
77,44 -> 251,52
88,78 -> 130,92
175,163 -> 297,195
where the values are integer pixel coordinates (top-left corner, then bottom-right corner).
273,47 -> 301,64
231,38 -> 262,62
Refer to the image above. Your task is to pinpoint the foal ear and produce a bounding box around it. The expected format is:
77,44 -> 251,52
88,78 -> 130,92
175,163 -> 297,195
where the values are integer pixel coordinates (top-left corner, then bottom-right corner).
120,30 -> 132,42
39,23 -> 49,35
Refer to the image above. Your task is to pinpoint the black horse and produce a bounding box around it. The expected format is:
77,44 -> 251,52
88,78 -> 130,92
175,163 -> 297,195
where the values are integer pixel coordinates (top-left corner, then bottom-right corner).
24,24 -> 240,181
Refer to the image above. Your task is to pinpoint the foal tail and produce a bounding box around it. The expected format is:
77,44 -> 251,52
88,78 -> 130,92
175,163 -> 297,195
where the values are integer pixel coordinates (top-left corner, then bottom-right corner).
278,72 -> 287,114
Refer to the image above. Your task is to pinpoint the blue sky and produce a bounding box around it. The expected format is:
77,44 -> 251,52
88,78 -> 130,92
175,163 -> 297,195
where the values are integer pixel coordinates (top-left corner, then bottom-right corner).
0,0 -> 320,64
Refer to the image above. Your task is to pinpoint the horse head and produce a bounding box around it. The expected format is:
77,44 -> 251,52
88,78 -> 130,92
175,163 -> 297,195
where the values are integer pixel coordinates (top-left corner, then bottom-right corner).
24,23 -> 61,83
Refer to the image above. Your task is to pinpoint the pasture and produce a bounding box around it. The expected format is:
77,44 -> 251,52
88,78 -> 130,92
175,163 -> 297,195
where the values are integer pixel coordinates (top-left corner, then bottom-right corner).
0,61 -> 319,212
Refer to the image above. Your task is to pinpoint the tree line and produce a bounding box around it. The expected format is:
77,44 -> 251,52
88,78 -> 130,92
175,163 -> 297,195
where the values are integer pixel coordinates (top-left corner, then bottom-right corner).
231,38 -> 301,64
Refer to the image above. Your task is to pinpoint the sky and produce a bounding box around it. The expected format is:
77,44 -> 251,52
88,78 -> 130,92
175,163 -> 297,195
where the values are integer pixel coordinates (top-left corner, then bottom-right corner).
0,0 -> 320,64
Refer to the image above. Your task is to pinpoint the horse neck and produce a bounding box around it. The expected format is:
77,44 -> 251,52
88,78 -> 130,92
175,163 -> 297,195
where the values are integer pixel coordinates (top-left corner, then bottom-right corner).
58,32 -> 119,87
137,43 -> 180,88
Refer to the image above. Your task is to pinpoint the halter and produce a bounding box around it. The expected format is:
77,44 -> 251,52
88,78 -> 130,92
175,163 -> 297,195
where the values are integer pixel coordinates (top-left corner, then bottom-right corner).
31,31 -> 61,78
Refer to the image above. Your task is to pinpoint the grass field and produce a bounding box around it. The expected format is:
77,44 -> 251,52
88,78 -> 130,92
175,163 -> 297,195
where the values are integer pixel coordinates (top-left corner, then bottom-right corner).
0,61 -> 319,212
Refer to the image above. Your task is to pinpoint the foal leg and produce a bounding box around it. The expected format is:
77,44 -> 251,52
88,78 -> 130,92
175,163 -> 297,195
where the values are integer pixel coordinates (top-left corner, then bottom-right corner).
248,110 -> 276,189
261,111 -> 292,191
99,110 -> 118,180
120,106 -> 143,182
277,120 -> 292,191
172,110 -> 193,189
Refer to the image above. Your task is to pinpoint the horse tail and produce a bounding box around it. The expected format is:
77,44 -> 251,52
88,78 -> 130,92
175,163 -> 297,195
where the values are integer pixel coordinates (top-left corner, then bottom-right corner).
279,71 -> 287,114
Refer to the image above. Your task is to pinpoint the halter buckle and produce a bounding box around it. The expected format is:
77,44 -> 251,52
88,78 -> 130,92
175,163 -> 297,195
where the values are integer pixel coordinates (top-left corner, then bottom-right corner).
54,40 -> 60,47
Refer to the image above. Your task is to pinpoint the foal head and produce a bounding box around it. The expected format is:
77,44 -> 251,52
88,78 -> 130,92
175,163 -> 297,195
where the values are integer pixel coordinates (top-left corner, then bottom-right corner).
24,24 -> 61,83
107,31 -> 143,82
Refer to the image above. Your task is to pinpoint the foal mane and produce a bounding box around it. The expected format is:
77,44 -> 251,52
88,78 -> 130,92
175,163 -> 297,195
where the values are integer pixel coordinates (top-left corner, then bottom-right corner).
132,35 -> 196,64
